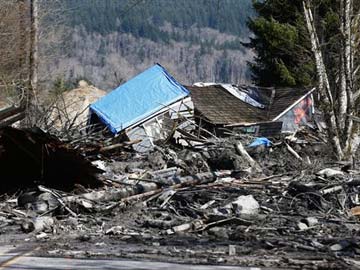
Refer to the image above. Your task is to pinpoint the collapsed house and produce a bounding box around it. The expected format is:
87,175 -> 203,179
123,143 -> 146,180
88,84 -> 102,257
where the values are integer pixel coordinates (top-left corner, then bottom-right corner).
90,64 -> 193,152
2,66 -> 360,269
188,83 -> 315,136
88,65 -> 315,150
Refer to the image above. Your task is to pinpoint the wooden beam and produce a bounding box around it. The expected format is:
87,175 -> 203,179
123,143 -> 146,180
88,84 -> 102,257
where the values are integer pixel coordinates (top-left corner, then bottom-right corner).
0,106 -> 25,122
0,112 -> 25,128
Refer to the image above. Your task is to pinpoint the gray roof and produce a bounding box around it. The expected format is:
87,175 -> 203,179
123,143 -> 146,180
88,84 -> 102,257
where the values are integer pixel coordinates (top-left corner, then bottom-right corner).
187,85 -> 313,125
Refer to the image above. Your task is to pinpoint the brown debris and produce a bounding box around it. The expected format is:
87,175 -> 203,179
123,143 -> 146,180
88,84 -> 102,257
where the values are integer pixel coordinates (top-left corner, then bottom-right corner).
49,81 -> 106,131
0,126 -> 103,193
0,102 -> 359,269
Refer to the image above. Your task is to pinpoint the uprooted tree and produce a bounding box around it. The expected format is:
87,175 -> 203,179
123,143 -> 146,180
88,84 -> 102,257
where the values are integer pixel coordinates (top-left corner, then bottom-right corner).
303,0 -> 359,160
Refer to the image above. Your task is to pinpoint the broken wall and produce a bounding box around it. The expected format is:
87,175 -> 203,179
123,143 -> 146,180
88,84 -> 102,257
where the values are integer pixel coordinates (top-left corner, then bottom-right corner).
278,95 -> 314,132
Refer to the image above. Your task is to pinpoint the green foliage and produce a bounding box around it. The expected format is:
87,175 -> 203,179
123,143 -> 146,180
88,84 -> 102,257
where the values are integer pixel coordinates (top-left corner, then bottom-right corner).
248,0 -> 343,88
52,78 -> 70,96
62,0 -> 254,44
275,59 -> 296,86
51,77 -> 93,96
217,38 -> 246,51
41,0 -> 256,84
248,0 -> 316,87
251,17 -> 298,51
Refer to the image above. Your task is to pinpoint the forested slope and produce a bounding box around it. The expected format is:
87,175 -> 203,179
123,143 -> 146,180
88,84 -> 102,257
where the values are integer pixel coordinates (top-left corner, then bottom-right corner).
38,0 -> 255,91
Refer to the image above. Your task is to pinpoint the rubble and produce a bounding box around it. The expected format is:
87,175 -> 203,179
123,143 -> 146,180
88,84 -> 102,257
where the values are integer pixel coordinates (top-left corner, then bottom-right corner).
21,216 -> 55,233
0,122 -> 358,269
214,195 -> 260,216
0,72 -> 359,269
317,168 -> 344,178
0,126 -> 103,193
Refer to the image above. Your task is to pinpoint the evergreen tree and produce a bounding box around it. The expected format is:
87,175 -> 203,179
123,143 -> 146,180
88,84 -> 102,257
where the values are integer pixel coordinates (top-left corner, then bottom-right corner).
63,0 -> 254,43
248,0 -> 315,87
248,0 -> 345,88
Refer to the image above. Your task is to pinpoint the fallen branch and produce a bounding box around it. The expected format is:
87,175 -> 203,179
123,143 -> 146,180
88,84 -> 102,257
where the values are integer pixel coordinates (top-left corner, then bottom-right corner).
285,143 -> 303,161
235,141 -> 262,172
38,185 -> 77,217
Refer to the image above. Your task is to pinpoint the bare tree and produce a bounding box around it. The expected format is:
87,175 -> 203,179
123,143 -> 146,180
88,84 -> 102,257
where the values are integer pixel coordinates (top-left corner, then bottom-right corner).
0,0 -> 31,83
0,0 -> 32,108
303,0 -> 359,161
29,0 -> 39,99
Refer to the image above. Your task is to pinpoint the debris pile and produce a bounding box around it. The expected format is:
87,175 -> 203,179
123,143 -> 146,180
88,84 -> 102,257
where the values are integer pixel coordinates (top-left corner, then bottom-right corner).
0,65 -> 359,269
0,126 -> 103,193
0,122 -> 359,268
49,80 -> 106,132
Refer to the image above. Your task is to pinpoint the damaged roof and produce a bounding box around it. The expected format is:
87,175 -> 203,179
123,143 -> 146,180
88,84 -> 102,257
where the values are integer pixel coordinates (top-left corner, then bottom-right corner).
90,64 -> 190,134
187,84 -> 314,125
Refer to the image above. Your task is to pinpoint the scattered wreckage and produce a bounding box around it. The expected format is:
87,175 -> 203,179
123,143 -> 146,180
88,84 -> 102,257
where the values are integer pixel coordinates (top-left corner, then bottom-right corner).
0,65 -> 359,269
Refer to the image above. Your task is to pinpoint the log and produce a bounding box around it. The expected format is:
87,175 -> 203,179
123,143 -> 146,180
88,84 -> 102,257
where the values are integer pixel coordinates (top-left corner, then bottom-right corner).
64,171 -> 233,204
235,141 -> 262,172
285,143 -> 303,161
38,186 -> 77,217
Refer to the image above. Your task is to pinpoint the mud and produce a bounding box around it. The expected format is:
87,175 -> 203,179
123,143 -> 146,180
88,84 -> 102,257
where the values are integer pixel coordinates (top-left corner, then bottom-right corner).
0,127 -> 359,269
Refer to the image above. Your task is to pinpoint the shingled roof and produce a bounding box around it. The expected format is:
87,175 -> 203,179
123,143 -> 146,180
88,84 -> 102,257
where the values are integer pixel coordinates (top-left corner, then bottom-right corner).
187,85 -> 314,126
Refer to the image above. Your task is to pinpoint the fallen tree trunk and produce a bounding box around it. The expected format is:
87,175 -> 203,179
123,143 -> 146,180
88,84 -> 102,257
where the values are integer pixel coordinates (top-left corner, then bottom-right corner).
63,171 -> 233,203
235,142 -> 262,173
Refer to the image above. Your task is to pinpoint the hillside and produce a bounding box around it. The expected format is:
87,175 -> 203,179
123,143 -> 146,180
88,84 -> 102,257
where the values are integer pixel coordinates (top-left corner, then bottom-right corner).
38,0 -> 255,91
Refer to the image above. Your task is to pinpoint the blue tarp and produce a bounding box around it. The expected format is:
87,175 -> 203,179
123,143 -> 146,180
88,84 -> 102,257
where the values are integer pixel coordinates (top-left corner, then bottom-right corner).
248,137 -> 272,147
90,64 -> 190,134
